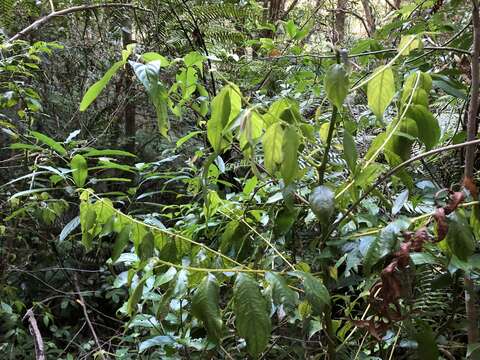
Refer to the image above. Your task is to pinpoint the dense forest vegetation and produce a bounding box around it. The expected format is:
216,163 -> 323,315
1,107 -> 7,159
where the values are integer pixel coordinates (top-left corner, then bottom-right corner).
2,0 -> 480,358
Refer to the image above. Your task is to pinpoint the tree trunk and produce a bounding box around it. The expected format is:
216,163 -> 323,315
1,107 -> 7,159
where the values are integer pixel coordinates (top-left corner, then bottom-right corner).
333,0 -> 347,44
122,25 -> 136,156
464,1 -> 480,357
361,0 -> 375,35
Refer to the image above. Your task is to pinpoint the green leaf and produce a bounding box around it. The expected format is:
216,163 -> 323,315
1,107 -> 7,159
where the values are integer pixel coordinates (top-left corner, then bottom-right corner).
398,35 -> 423,56
367,66 -> 395,119
446,212 -> 475,261
343,130 -> 357,173
192,274 -> 223,342
355,163 -> 384,190
294,271 -> 330,315
265,272 -> 297,310
140,52 -> 170,67
283,20 -> 297,39
112,225 -> 131,262
273,207 -> 299,238
363,218 -> 410,273
139,336 -> 176,353
264,98 -> 302,125
70,154 -> 88,187
80,60 -> 124,111
281,126 -> 299,184
262,122 -> 284,174
138,232 -> 155,261
406,105 -> 440,150
412,320 -> 439,360
207,85 -> 242,153
130,61 -> 170,138
233,273 -> 271,357
31,131 -> 67,156
83,149 -> 136,157
127,277 -> 147,316
238,109 -> 263,150
324,64 -> 349,109
10,143 -> 42,151
80,206 -> 96,250
184,51 -> 205,71
176,131 -> 202,148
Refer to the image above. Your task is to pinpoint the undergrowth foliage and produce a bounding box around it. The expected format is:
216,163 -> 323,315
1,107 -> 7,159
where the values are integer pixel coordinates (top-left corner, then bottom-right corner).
2,0 -> 480,359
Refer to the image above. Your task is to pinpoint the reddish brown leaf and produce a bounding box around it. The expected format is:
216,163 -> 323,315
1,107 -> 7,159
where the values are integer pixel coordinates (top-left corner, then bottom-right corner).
434,208 -> 448,241
464,176 -> 478,200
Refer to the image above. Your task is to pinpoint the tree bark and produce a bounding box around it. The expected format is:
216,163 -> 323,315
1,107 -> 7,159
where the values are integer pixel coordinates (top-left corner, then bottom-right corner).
23,309 -> 45,360
464,1 -> 480,356
333,0 -> 347,45
122,24 -> 136,156
361,0 -> 376,35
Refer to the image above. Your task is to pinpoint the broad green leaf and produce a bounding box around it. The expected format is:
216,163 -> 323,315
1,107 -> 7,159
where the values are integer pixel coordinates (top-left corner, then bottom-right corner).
264,98 -> 302,126
138,232 -> 155,261
219,221 -> 250,260
70,154 -> 88,187
127,277 -> 147,316
192,274 -> 223,342
80,206 -> 96,250
140,52 -> 170,67
238,109 -> 263,150
273,207 -> 299,238
207,85 -> 241,153
355,163 -> 384,190
365,132 -> 387,162
80,60 -> 124,111
324,64 -> 349,109
412,321 -> 439,360
294,271 -> 330,315
184,51 -> 205,72
406,105 -> 440,150
363,218 -> 410,274
404,71 -> 432,94
233,274 -> 271,357
343,130 -> 357,173
398,35 -> 423,56
265,272 -> 297,310
112,225 -> 131,262
204,190 -> 222,219
31,131 -> 67,156
130,61 -> 170,138
262,122 -> 284,174
281,126 -> 299,184
446,212 -> 475,261
367,66 -> 395,119
283,20 -> 297,39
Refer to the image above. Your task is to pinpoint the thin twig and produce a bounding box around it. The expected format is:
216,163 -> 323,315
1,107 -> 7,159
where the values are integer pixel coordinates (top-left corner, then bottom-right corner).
326,138 -> 480,239
23,309 -> 45,360
8,3 -> 153,42
73,273 -> 106,360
